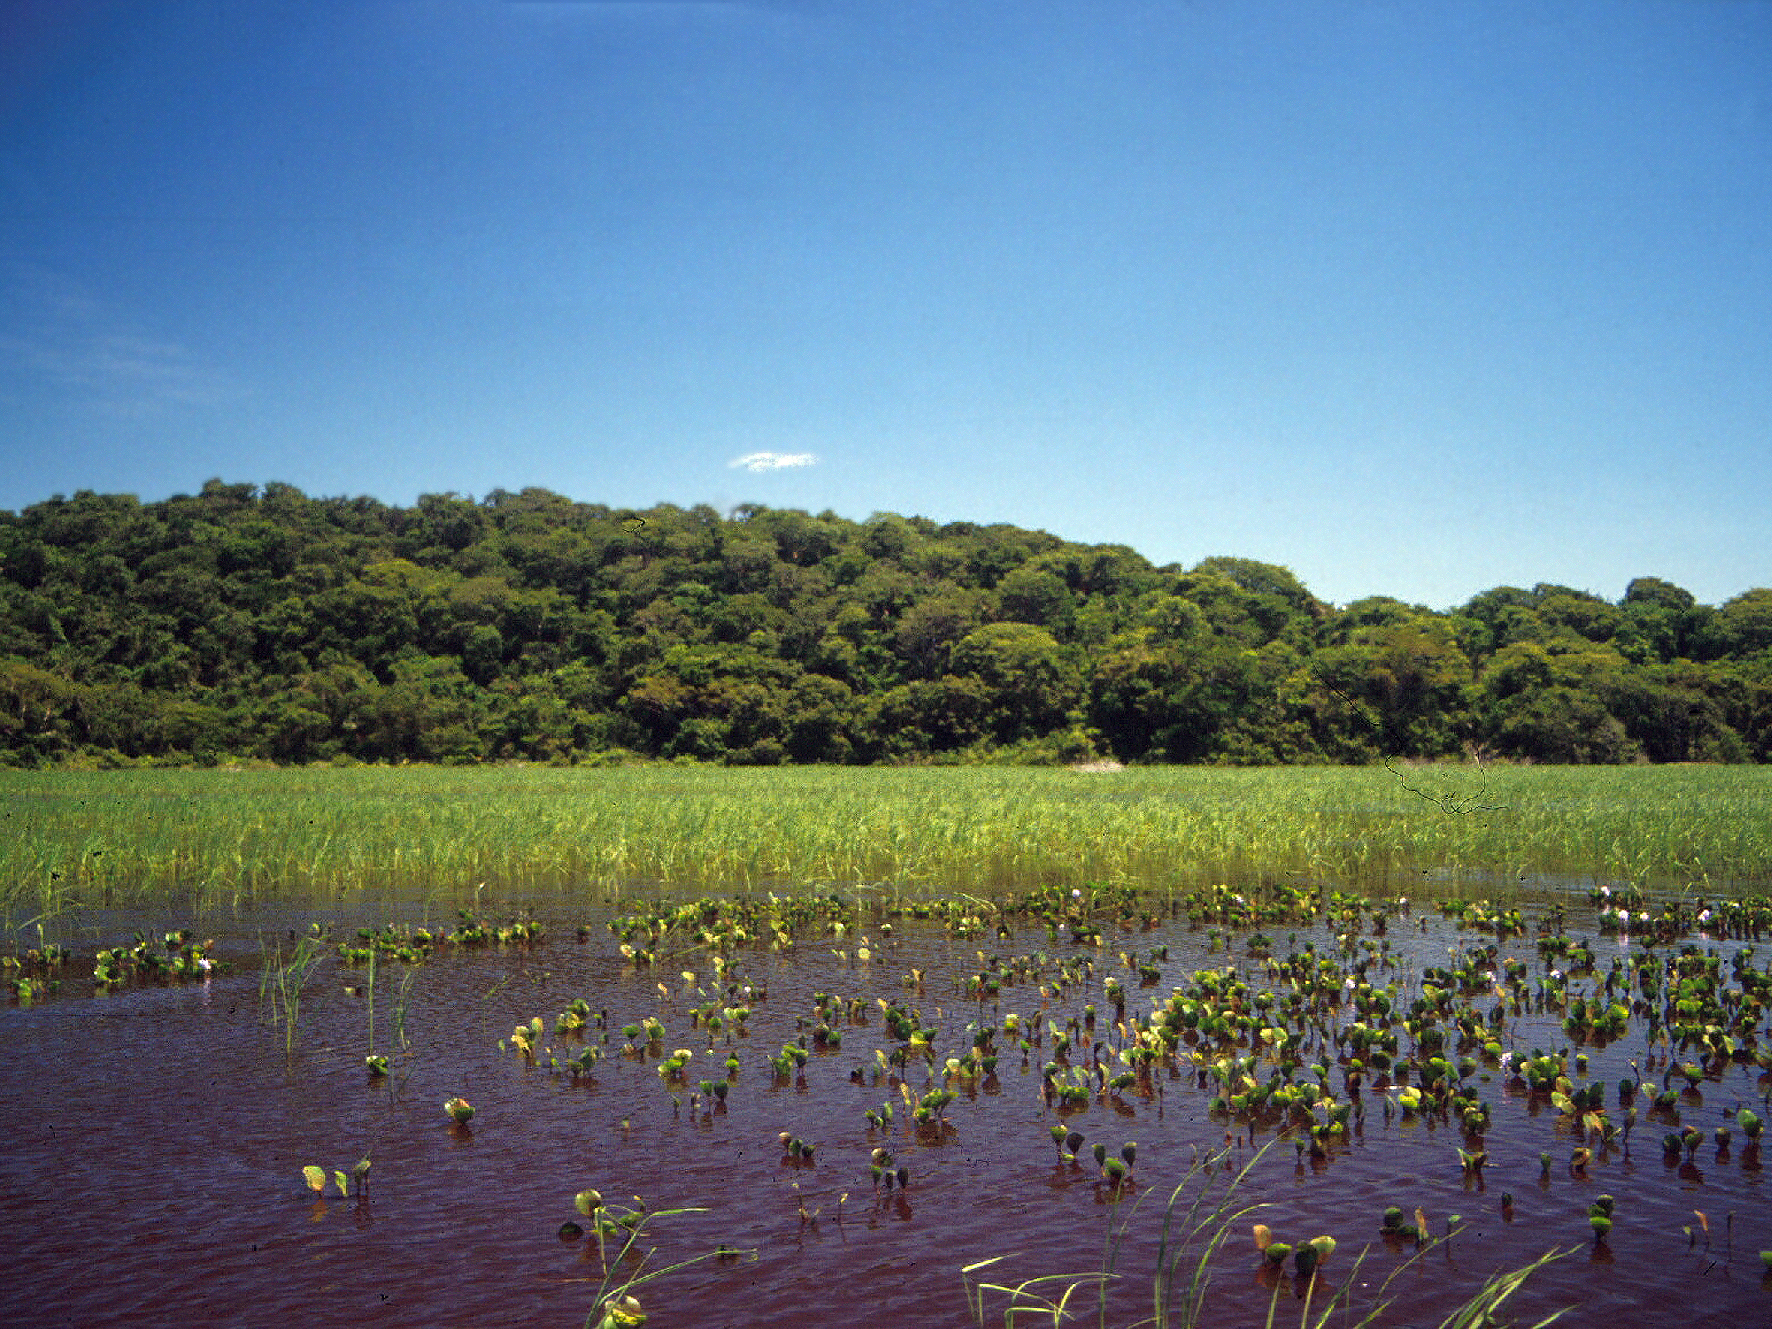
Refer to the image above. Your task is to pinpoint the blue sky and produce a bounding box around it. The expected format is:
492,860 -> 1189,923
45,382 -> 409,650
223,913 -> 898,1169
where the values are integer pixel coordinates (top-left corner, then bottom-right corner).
2,0 -> 1767,610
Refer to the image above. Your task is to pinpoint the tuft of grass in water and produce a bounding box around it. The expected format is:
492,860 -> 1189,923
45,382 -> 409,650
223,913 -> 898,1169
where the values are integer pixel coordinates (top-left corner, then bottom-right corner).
392,965 -> 417,1051
259,932 -> 324,1055
964,1144 -> 1268,1329
962,1143 -> 1572,1329
1426,1249 -> 1571,1329
1140,1143 -> 1273,1328
960,1257 -> 1112,1328
571,1193 -> 756,1329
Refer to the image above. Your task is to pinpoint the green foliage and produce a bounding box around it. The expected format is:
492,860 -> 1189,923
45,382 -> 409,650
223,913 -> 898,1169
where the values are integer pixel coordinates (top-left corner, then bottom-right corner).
5,764 -> 1768,909
0,483 -> 1767,768
261,932 -> 325,1054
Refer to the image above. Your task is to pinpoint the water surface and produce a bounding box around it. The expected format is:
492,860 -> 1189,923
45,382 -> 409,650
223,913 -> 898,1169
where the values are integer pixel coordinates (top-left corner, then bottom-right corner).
3,884 -> 1769,1328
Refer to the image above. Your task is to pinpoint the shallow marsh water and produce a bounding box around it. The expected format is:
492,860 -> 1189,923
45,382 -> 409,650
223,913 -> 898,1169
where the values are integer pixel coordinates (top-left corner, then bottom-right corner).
3,883 -> 1771,1328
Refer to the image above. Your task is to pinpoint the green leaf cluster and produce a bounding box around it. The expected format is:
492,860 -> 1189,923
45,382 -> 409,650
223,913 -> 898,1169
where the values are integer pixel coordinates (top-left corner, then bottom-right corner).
1,481 -> 1767,766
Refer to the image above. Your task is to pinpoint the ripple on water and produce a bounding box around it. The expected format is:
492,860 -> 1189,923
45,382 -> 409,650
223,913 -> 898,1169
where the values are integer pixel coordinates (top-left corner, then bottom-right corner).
2,893 -> 1771,1327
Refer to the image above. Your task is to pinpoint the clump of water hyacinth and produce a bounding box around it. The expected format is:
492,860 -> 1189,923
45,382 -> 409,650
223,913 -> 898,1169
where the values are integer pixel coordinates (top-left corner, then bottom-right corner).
301,1155 -> 370,1201
1380,1206 -> 1425,1243
1589,1194 -> 1615,1242
593,1293 -> 646,1328
1099,1141 -> 1135,1185
1294,1235 -> 1335,1279
1252,1224 -> 1291,1267
301,1165 -> 342,1198
1052,1128 -> 1084,1164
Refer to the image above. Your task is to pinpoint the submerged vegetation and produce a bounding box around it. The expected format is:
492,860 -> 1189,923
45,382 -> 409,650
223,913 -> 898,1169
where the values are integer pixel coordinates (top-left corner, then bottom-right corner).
2,763 -> 1769,913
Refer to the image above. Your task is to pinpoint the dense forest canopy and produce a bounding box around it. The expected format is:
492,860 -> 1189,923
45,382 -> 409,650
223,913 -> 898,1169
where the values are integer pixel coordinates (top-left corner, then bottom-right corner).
1,480 -> 1767,767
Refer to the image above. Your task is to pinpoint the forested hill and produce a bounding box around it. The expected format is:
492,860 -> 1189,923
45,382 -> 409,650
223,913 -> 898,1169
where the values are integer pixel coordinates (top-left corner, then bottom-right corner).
1,480 -> 1768,767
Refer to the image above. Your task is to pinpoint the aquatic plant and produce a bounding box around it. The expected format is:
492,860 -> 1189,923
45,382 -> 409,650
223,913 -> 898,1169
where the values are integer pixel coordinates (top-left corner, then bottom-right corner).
960,1257 -> 1111,1329
12,765 -> 1767,907
1127,1143 -> 1271,1326
26,767 -> 1772,1323
913,1087 -> 956,1130
1293,1234 -> 1334,1280
565,1191 -> 748,1329
260,931 -> 325,1055
1589,1195 -> 1615,1243
300,1155 -> 368,1200
968,1137 -> 1569,1329
92,928 -> 217,990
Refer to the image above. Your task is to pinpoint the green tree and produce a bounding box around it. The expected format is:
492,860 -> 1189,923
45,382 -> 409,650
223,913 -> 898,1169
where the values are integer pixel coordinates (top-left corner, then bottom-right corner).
994,562 -> 1075,636
1700,588 -> 1772,658
1088,634 -> 1283,763
1300,619 -> 1472,759
894,588 -> 987,679
949,623 -> 1079,744
1471,641 -> 1640,763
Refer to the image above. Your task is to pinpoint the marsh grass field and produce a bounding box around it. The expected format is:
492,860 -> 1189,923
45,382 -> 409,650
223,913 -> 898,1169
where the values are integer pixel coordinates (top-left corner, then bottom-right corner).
5,762 -> 1772,1327
1,763 -> 1768,918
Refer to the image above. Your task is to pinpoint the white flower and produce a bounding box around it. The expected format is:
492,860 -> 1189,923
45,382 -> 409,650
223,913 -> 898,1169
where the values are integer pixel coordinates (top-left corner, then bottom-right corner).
1071,889 -> 1082,899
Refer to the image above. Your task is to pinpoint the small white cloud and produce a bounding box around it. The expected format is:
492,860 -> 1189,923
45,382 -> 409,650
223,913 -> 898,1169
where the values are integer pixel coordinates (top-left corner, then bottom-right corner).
729,451 -> 817,473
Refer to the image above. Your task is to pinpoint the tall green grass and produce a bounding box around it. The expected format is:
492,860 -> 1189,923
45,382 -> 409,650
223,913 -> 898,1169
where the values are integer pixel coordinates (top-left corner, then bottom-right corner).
1,763 -> 1767,914
963,1142 -> 1571,1329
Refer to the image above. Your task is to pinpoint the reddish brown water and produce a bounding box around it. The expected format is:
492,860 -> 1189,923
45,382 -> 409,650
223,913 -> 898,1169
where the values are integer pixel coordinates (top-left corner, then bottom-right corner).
3,894 -> 1770,1328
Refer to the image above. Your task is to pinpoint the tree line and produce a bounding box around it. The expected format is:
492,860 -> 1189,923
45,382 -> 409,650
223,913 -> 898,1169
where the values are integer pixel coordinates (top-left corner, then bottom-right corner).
1,479 -> 1767,767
